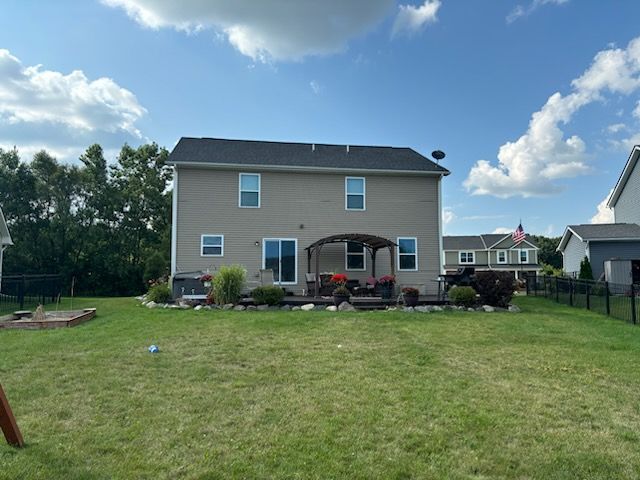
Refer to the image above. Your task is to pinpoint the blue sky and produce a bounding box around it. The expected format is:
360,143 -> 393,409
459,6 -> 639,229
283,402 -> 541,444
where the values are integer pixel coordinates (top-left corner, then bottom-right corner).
2,0 -> 640,236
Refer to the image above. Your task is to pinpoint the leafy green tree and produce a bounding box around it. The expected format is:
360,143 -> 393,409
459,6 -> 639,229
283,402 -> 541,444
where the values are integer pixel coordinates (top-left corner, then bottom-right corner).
579,256 -> 594,280
531,235 -> 563,269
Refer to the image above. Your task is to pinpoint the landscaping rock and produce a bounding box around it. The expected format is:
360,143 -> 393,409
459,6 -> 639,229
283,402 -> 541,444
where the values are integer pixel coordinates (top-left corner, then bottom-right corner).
292,306 -> 302,311
257,304 -> 269,311
301,303 -> 315,311
468,307 -> 475,312
508,305 -> 521,313
415,306 -> 430,313
482,305 -> 496,312
233,305 -> 246,311
246,305 -> 257,311
169,304 -> 181,309
146,301 -> 157,309
326,305 -> 338,312
338,301 -> 356,312
222,303 -> 234,310
431,305 -> 444,312
280,305 -> 292,311
387,306 -> 397,311
403,306 -> 415,312
194,305 -> 203,311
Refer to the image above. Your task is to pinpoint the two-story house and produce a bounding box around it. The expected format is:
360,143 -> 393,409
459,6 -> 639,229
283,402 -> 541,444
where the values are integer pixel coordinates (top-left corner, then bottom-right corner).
443,233 -> 540,280
558,146 -> 640,282
168,137 -> 450,296
0,206 -> 12,286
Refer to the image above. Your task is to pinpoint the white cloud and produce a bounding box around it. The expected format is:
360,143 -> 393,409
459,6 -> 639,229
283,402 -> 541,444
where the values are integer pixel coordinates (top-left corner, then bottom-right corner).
309,80 -> 321,95
465,37 -> 640,198
392,0 -> 441,37
492,227 -> 512,234
0,49 -> 145,161
507,0 -> 569,23
442,207 -> 456,225
607,123 -> 627,133
103,0 -> 394,62
590,189 -> 615,224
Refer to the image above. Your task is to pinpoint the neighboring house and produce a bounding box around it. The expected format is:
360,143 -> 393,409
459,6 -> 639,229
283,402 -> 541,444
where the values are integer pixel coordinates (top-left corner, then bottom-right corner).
0,206 -> 12,285
557,224 -> 640,281
608,145 -> 640,224
168,137 -> 450,296
443,233 -> 540,280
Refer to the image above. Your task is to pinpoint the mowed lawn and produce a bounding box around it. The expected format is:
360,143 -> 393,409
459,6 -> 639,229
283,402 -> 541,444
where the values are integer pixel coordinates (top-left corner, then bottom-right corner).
2,298 -> 640,479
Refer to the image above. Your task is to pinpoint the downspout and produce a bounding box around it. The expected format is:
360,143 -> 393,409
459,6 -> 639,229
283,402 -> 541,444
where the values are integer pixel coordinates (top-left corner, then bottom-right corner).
0,245 -> 4,291
437,176 -> 444,274
170,167 -> 178,277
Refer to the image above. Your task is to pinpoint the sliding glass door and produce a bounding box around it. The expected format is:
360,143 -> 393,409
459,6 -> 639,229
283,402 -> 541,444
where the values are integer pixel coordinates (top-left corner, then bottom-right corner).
263,239 -> 297,284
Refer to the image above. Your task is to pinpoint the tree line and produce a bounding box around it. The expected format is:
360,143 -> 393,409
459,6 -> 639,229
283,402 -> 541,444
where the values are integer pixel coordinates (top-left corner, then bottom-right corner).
0,144 -> 172,296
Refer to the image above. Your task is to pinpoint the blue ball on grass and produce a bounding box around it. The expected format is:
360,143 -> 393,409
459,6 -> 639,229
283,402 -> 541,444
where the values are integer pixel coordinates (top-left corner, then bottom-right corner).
148,344 -> 159,353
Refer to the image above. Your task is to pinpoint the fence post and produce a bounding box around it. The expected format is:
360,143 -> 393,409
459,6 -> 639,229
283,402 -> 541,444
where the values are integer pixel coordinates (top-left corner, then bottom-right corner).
605,281 -> 610,316
17,275 -> 25,310
631,283 -> 637,325
569,278 -> 574,307
586,281 -> 590,310
526,275 -> 530,296
555,276 -> 559,303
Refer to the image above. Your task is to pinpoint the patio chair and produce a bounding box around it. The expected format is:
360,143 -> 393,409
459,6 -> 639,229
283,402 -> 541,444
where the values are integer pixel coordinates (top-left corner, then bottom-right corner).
354,276 -> 377,296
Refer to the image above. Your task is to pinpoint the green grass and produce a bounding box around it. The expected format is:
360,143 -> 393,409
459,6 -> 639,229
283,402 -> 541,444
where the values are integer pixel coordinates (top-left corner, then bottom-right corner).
2,297 -> 640,479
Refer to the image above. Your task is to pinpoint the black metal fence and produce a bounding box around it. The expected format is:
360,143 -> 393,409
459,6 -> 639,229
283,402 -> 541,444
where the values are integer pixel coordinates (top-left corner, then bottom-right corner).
527,275 -> 640,324
0,274 -> 63,316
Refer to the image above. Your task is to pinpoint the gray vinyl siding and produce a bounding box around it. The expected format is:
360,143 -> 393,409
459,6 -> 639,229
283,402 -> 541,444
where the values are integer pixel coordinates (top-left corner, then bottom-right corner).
614,160 -> 640,224
175,167 -> 443,294
562,234 -> 587,276
588,241 -> 640,281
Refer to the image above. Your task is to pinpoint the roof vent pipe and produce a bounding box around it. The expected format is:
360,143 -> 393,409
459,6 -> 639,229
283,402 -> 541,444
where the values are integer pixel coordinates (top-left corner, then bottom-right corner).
311,143 -> 315,152
346,145 -> 350,153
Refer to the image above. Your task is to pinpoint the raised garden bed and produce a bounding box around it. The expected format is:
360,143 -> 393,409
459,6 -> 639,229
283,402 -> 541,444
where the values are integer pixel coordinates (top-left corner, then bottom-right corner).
0,308 -> 96,330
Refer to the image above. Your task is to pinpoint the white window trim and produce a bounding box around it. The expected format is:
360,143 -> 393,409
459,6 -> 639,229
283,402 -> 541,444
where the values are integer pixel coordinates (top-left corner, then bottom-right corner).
345,242 -> 367,271
519,249 -> 529,264
201,234 -> 224,257
239,173 -> 261,208
397,237 -> 418,271
497,249 -> 508,264
262,238 -> 298,285
345,176 -> 366,211
459,251 -> 475,264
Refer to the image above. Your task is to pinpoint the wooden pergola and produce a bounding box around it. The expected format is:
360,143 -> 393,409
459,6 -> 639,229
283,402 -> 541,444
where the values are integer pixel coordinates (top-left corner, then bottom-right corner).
305,233 -> 397,297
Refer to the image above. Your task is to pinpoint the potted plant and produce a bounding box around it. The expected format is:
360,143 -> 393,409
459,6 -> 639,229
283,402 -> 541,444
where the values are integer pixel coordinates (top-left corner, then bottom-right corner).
331,273 -> 351,306
377,275 -> 396,299
402,287 -> 420,307
200,273 -> 213,288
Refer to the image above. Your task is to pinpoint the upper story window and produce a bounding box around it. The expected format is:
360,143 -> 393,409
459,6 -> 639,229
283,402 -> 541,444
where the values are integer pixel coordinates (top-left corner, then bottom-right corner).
459,251 -> 474,264
497,250 -> 507,264
398,237 -> 418,271
345,177 -> 365,211
519,249 -> 529,263
201,235 -> 224,257
239,173 -> 260,208
345,242 -> 366,271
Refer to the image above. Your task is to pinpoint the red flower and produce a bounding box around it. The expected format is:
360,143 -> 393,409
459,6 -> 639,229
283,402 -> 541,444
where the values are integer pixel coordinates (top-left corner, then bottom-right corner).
377,275 -> 396,286
331,273 -> 348,284
200,274 -> 213,282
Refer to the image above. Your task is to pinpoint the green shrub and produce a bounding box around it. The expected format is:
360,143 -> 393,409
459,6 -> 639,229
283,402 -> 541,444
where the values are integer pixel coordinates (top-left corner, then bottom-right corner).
448,286 -> 477,307
579,256 -> 594,280
213,265 -> 246,305
144,252 -> 167,284
147,283 -> 171,303
252,285 -> 285,305
473,271 -> 515,308
333,285 -> 351,296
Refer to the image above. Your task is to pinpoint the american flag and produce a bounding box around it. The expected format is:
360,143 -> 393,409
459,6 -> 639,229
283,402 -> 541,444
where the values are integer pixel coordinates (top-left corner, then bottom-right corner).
512,223 -> 526,245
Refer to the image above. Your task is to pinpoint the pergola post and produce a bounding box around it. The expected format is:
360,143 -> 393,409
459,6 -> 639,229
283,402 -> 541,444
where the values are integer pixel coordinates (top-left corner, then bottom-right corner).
390,244 -> 396,277
307,249 -> 311,274
314,245 -> 322,297
371,249 -> 377,277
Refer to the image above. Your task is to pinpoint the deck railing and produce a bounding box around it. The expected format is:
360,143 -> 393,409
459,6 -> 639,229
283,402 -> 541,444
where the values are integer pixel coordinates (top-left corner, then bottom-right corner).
527,274 -> 640,324
0,274 -> 63,316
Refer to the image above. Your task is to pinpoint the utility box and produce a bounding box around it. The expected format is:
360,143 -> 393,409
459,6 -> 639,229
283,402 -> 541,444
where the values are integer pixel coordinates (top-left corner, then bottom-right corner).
604,259 -> 640,285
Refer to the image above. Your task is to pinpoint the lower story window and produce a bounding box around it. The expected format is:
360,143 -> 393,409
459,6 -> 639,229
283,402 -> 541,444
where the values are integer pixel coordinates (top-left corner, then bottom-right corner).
346,242 -> 366,270
263,238 -> 297,284
201,235 -> 223,256
398,237 -> 418,271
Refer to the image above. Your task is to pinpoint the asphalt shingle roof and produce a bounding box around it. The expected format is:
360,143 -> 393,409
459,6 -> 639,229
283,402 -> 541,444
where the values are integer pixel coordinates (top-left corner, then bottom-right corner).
167,137 -> 450,174
569,223 -> 640,240
443,234 -> 537,250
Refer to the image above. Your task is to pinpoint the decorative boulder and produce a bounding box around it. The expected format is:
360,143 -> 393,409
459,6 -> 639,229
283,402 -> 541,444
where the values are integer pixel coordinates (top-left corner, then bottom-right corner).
301,303 -> 315,311
415,306 -> 430,313
403,306 -> 415,313
326,305 -> 338,312
482,305 -> 496,312
146,301 -> 157,309
338,301 -> 356,312
431,305 -> 444,312
194,305 -> 203,311
292,306 -> 302,311
246,305 -> 257,311
257,304 -> 269,311
508,305 -> 521,313
280,305 -> 292,311
222,303 -> 234,310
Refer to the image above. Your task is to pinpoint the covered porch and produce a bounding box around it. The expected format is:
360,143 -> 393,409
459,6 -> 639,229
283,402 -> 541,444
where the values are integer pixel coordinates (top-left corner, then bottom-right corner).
305,233 -> 397,298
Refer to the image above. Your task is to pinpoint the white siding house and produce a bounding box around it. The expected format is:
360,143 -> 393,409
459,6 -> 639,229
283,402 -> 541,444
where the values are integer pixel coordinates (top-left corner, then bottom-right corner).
609,145 -> 640,224
0,206 -> 12,285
